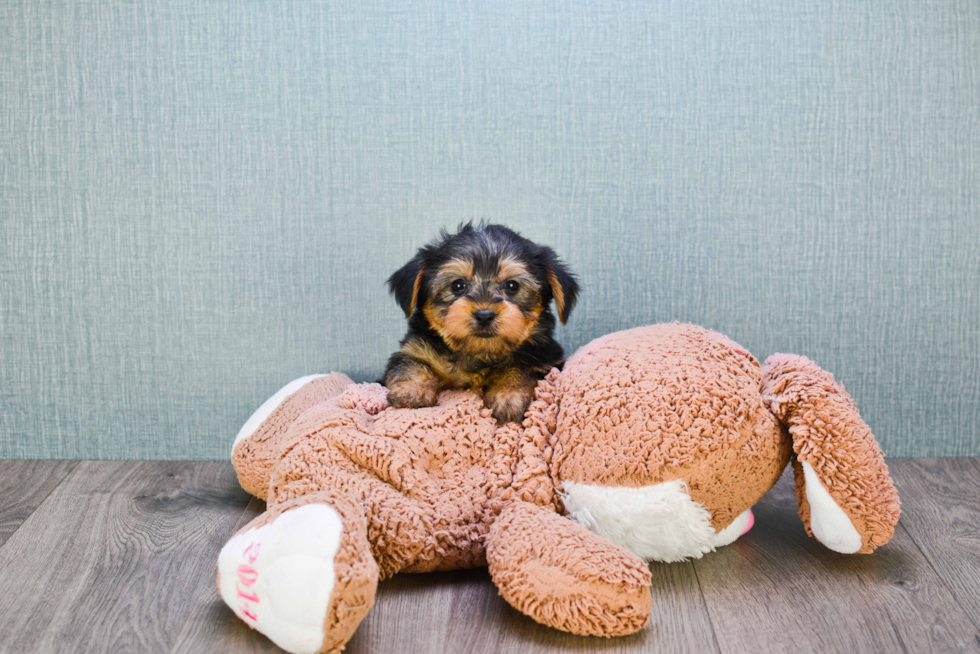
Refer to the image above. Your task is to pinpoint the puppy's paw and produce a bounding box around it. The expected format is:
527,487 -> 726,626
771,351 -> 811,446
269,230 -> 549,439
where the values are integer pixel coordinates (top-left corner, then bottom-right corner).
484,386 -> 534,424
386,378 -> 439,409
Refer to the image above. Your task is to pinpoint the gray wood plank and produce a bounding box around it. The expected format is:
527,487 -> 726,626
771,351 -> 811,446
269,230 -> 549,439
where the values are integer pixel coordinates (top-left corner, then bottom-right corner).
348,570 -> 460,653
438,563 -> 718,654
888,458 -> 980,631
693,465 -> 980,654
9,458 -> 980,654
0,460 -> 78,547
0,461 -> 254,654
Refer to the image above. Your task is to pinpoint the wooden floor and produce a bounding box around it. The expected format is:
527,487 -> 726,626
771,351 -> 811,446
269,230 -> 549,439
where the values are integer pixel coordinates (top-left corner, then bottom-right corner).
0,460 -> 978,654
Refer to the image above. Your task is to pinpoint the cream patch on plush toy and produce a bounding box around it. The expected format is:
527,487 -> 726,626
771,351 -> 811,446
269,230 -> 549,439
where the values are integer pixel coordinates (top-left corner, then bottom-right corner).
217,504 -> 343,654
561,480 -> 753,562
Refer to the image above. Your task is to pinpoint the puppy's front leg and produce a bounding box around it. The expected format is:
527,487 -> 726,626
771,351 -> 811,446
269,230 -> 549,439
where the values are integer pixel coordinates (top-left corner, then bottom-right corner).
483,367 -> 537,424
383,352 -> 440,408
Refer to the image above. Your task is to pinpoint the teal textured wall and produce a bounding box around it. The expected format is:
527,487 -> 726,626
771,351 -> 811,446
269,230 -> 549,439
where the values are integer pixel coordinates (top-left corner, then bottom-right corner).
2,0 -> 978,459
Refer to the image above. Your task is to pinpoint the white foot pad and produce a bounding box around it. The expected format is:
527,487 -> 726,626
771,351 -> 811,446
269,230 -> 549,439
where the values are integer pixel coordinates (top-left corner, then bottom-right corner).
801,461 -> 863,553
218,504 -> 344,654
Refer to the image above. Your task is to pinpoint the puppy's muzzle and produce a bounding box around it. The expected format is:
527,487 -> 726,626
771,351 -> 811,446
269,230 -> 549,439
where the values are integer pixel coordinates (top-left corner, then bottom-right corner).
473,309 -> 496,327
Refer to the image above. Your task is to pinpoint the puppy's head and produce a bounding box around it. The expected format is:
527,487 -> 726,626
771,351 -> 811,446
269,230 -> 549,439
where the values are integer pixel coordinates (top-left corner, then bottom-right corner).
387,222 -> 579,360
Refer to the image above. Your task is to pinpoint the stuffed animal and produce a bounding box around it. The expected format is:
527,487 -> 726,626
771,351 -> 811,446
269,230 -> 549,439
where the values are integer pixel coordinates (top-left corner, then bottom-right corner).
217,323 -> 900,654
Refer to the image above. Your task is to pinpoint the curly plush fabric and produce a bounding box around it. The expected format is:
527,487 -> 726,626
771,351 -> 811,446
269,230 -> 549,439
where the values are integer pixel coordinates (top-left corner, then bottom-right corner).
554,324 -> 790,529
486,502 -> 652,636
219,322 -> 900,653
233,373 -> 354,499
761,354 -> 901,552
265,383 -> 564,576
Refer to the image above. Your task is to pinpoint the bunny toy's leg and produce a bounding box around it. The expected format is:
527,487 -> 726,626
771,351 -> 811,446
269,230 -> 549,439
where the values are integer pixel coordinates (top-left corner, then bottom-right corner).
219,430 -> 435,654
485,501 -> 652,637
217,489 -> 377,654
762,354 -> 901,554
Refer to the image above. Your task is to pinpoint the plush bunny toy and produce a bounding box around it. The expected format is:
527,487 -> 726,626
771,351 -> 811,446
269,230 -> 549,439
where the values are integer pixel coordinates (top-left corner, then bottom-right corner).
217,323 -> 900,654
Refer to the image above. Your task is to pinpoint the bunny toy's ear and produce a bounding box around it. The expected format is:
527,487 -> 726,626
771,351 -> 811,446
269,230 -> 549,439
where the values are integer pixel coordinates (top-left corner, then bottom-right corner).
762,354 -> 900,554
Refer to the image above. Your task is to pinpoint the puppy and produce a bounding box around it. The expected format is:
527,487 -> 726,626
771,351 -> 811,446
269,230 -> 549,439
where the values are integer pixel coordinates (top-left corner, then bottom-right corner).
383,222 -> 579,423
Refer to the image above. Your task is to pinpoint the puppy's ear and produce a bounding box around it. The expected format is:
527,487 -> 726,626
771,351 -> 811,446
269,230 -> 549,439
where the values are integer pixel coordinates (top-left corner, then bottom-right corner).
387,255 -> 427,318
540,248 -> 579,324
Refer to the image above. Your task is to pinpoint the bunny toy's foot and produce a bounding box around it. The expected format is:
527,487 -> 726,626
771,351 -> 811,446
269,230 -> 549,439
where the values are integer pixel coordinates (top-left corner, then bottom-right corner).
217,494 -> 378,654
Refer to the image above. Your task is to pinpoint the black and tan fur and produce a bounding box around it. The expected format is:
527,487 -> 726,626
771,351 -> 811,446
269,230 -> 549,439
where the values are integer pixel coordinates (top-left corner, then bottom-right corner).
382,223 -> 579,423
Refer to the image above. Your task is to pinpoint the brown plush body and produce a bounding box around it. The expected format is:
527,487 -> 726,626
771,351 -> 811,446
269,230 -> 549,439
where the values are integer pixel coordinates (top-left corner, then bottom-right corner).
221,323 -> 900,654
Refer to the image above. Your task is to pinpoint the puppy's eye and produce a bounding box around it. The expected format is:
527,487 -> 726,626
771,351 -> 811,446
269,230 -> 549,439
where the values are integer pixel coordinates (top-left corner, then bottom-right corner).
451,279 -> 468,294
503,280 -> 519,294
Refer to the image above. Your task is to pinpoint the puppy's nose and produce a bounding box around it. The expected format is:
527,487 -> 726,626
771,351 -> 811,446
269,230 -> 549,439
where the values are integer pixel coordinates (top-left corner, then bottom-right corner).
473,309 -> 496,326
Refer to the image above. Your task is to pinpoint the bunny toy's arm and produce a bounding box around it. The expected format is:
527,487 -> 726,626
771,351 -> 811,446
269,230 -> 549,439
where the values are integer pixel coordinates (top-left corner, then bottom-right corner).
485,501 -> 652,637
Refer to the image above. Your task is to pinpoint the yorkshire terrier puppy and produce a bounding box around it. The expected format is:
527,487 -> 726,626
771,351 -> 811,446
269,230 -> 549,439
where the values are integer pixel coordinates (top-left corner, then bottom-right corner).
383,222 -> 579,424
